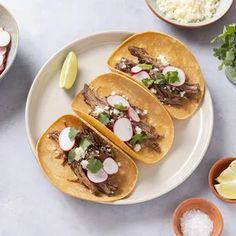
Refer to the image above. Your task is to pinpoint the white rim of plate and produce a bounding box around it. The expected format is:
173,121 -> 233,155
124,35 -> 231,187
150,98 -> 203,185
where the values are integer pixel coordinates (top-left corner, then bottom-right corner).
25,31 -> 214,205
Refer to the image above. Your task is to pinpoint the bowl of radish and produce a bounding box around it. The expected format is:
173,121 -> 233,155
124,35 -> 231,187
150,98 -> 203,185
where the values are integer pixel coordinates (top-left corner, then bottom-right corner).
0,4 -> 19,81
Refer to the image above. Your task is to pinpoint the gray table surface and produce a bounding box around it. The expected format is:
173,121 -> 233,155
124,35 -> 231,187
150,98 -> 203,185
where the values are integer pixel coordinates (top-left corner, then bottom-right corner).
0,1 -> 236,235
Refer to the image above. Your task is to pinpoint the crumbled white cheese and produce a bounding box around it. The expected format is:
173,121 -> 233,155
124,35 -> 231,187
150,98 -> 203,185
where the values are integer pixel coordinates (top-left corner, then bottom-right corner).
157,54 -> 169,66
143,109 -> 148,115
81,160 -> 89,169
180,91 -> 186,97
104,106 -> 110,111
93,106 -> 105,115
117,162 -> 121,167
156,0 -> 219,23
112,109 -> 120,115
135,126 -> 142,134
74,147 -> 85,161
134,144 -> 141,152
150,88 -> 157,94
111,91 -> 116,95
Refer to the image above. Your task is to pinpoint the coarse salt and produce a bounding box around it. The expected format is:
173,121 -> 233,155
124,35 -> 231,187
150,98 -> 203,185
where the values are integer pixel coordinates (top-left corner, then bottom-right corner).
156,0 -> 219,23
180,209 -> 213,236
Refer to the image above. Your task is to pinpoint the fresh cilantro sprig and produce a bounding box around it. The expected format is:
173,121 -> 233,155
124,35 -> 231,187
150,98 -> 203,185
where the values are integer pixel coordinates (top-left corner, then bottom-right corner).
114,103 -> 128,110
68,127 -> 78,141
98,112 -> 110,125
87,158 -> 103,173
80,138 -> 93,150
165,71 -> 179,84
211,24 -> 236,70
130,133 -> 146,146
137,63 -> 153,70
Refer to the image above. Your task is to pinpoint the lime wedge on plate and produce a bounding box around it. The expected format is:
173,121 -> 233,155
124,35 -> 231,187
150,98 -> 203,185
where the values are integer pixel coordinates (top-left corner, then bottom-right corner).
230,160 -> 236,172
215,182 -> 236,199
216,166 -> 236,183
59,51 -> 78,89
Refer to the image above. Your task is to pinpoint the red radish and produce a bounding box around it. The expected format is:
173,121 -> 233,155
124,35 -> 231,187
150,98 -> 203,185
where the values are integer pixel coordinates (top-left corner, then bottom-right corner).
162,66 -> 186,86
113,118 -> 133,141
107,95 -> 130,108
0,30 -> 11,47
132,71 -> 150,81
58,127 -> 75,151
103,158 -> 119,175
0,54 -> 4,67
128,107 -> 140,122
87,168 -> 108,183
131,65 -> 142,74
0,47 -> 7,56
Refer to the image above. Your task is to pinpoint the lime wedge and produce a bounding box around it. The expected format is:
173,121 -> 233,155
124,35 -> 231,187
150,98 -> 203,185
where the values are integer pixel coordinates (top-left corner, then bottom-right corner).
59,51 -> 78,89
216,167 -> 236,183
215,182 -> 236,199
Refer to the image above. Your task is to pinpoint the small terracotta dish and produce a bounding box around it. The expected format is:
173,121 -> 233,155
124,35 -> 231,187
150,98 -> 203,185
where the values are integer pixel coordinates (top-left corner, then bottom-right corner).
172,198 -> 223,236
208,157 -> 236,203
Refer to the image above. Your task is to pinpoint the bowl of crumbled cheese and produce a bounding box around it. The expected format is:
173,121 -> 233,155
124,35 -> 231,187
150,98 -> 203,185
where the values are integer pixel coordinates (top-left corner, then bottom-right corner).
145,0 -> 233,27
172,198 -> 223,236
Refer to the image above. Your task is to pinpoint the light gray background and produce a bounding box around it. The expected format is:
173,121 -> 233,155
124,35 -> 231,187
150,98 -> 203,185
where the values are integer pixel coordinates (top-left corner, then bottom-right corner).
0,1 -> 236,235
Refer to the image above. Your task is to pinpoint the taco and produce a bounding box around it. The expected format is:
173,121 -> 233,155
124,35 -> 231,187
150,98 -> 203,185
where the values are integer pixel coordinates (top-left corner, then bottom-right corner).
36,114 -> 138,202
72,73 -> 174,164
107,32 -> 205,120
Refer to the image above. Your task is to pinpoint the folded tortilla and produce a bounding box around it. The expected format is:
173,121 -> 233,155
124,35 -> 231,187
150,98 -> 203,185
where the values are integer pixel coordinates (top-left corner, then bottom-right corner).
107,31 -> 205,119
36,114 -> 138,202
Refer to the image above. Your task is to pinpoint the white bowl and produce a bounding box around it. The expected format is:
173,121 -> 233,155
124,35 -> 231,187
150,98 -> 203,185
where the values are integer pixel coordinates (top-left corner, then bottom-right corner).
0,4 -> 19,81
146,0 -> 234,28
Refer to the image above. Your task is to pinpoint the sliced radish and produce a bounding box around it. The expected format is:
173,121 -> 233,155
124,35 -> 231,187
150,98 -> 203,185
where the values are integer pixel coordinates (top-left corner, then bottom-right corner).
162,66 -> 186,86
87,168 -> 108,183
128,107 -> 140,122
0,47 -> 7,56
132,71 -> 150,81
131,65 -> 142,74
103,158 -> 119,175
0,30 -> 11,47
107,95 -> 130,108
113,118 -> 133,141
0,54 -> 4,67
58,127 -> 75,151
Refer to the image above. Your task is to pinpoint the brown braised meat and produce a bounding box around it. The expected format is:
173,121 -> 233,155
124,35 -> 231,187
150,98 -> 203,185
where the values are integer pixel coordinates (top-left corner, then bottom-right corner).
115,57 -> 136,74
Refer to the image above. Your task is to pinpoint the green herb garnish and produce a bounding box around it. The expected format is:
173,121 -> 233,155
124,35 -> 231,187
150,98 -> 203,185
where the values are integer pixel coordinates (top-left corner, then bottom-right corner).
137,63 -> 153,70
153,74 -> 166,84
68,127 -> 78,141
68,148 -> 76,161
80,138 -> 93,150
87,158 -> 103,173
130,133 -> 146,146
142,78 -> 154,87
114,103 -> 128,110
211,24 -> 236,70
98,112 -> 110,125
165,71 -> 180,84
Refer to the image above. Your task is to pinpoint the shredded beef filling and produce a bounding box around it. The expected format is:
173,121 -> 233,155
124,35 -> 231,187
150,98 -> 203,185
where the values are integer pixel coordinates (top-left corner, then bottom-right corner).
81,84 -> 162,152
48,126 -> 119,196
115,46 -> 200,106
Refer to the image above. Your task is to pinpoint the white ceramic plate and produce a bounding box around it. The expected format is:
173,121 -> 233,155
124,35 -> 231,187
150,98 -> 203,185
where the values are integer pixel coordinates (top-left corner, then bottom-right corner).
25,32 -> 213,205
0,4 -> 19,81
146,0 -> 233,28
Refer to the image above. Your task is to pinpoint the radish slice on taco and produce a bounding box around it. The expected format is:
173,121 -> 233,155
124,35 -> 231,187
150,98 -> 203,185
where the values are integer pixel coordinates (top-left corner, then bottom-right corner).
72,73 -> 174,164
36,115 -> 137,202
107,32 -> 205,120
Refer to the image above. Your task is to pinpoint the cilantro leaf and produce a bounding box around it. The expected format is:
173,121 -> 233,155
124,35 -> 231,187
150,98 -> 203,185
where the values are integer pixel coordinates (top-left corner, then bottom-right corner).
142,78 -> 154,87
165,71 -> 180,84
114,103 -> 128,110
211,24 -> 236,70
68,148 -> 76,161
154,73 -> 166,84
80,138 -> 93,150
87,158 -> 103,173
98,112 -> 110,125
137,63 -> 153,70
130,133 -> 146,146
68,127 -> 78,141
